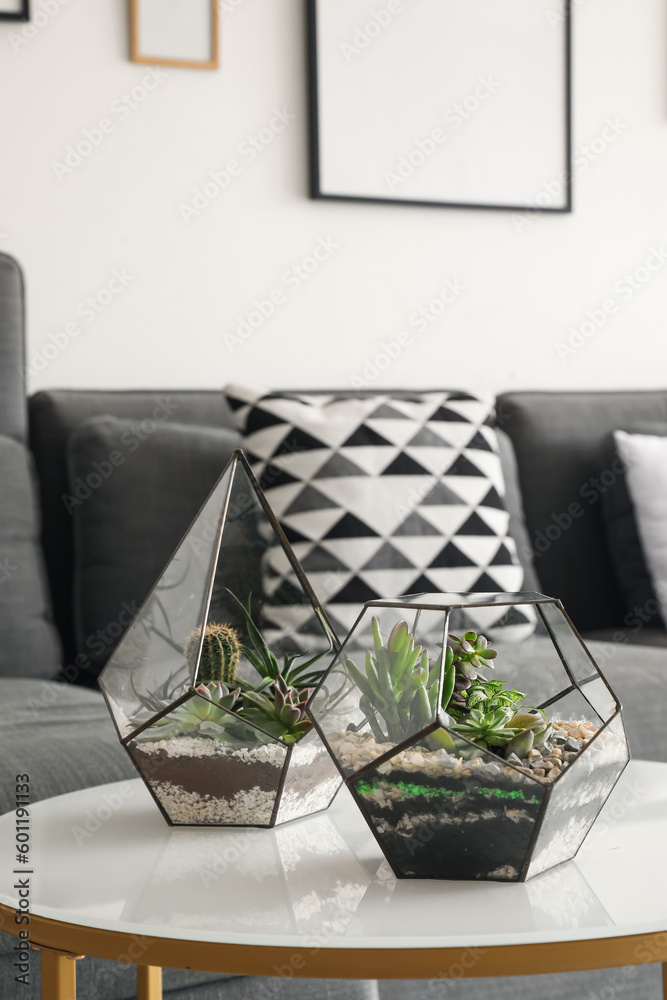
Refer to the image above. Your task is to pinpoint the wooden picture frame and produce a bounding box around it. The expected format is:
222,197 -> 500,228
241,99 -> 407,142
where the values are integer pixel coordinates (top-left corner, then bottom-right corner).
130,0 -> 219,70
308,0 -> 572,213
0,0 -> 29,20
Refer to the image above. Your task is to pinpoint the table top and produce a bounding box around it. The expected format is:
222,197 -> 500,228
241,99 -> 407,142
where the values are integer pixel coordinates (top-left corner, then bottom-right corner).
1,760 -> 665,951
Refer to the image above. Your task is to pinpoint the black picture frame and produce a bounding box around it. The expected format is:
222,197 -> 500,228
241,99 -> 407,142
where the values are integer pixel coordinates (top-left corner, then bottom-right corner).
307,0 -> 572,214
0,0 -> 29,20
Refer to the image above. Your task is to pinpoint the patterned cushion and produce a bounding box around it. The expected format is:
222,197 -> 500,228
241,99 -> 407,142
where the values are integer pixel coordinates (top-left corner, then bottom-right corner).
223,387 -> 524,636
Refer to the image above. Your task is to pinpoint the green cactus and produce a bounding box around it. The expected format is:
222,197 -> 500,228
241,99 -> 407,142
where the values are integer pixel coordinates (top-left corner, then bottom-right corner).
344,618 -> 456,745
185,622 -> 241,684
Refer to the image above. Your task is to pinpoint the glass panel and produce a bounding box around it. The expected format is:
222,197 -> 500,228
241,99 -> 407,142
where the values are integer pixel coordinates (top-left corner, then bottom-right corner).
350,728 -> 546,880
446,604 -> 572,711
99,468 -> 232,739
205,459 -> 335,687
275,727 -> 341,825
127,694 -> 288,826
527,711 -> 630,878
385,592 -> 546,609
309,607 -> 446,776
538,602 -> 619,720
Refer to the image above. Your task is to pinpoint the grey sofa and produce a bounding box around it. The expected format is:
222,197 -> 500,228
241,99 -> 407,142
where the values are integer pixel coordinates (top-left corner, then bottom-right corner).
1,252 -> 666,999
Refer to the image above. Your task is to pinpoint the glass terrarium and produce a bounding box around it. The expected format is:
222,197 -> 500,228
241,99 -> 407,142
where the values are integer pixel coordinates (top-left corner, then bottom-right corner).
98,451 -> 342,827
308,593 -> 629,881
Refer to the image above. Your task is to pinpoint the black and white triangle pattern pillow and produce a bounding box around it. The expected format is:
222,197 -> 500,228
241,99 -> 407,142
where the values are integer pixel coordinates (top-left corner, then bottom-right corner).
224,386 -> 525,638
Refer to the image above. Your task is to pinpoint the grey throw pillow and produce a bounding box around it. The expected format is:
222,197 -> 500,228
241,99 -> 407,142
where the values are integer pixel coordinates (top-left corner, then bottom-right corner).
0,435 -> 62,678
67,416 -> 240,679
601,422 -> 667,628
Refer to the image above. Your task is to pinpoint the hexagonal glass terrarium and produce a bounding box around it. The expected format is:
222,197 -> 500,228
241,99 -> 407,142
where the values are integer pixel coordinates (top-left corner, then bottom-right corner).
98,450 -> 342,827
308,593 -> 629,881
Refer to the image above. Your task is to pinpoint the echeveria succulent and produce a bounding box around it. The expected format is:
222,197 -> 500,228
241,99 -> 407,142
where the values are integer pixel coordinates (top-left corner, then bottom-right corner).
241,675 -> 313,744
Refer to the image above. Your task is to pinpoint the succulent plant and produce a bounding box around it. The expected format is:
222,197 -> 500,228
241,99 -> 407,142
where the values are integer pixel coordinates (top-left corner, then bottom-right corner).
135,681 -> 241,741
450,705 -> 552,760
240,675 -> 313,744
447,632 -> 498,707
344,618 -> 456,745
184,622 -> 241,684
449,677 -> 525,720
226,590 -> 332,689
450,706 -> 521,752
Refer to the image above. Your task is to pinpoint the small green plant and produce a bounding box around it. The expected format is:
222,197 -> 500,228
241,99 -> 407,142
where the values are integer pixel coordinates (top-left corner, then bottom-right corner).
226,590 -> 332,690
241,675 -> 313,744
344,618 -> 456,744
135,681 -> 241,741
447,632 -> 498,708
184,622 -> 241,684
450,705 -> 552,759
448,677 -> 526,720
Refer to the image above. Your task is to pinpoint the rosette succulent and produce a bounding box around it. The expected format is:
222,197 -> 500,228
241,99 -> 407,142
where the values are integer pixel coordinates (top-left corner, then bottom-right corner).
450,706 -> 552,759
241,675 -> 313,744
135,681 -> 241,741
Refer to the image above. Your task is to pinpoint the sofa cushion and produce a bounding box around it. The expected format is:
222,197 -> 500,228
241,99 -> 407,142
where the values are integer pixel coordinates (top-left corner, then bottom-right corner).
602,424 -> 667,630
66,416 -> 239,680
0,678 -> 134,816
497,390 -> 667,633
0,436 -> 61,679
225,386 -> 526,636
29,389 -> 238,667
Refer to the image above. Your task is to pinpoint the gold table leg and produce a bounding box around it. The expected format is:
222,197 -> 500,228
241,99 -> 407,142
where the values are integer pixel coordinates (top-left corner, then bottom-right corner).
40,948 -> 79,1000
137,965 -> 163,1000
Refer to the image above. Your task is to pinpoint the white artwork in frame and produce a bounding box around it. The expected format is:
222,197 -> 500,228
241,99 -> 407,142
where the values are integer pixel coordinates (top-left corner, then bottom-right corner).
0,0 -> 29,20
131,0 -> 219,70
308,0 -> 571,212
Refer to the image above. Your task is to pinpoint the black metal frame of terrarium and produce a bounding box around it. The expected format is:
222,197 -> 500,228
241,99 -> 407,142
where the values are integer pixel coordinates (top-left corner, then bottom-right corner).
98,450 -> 343,828
307,592 -> 630,882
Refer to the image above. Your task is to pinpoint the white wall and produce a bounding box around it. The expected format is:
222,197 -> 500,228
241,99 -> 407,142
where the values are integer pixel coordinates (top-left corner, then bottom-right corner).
1,0 -> 666,395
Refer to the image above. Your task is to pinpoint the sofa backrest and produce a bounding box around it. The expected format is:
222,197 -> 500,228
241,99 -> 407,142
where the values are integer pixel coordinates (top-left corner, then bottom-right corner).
498,390 -> 667,633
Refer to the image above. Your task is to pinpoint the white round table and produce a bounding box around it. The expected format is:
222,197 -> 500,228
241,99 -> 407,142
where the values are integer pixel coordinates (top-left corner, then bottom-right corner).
1,760 -> 666,1000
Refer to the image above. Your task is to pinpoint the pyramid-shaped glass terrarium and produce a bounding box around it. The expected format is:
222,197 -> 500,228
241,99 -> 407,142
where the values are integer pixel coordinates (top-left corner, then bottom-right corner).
308,593 -> 629,881
99,451 -> 342,827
